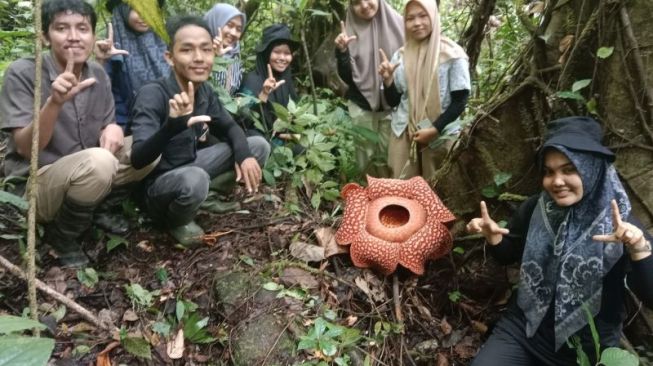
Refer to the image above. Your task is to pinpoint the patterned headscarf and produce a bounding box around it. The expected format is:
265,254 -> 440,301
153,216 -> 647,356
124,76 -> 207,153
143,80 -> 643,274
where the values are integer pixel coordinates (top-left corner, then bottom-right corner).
111,4 -> 169,96
204,4 -> 246,95
517,146 -> 629,350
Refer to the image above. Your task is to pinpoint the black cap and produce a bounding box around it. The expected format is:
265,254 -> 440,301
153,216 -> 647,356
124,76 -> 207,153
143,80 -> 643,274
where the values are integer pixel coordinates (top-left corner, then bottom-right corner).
255,24 -> 300,53
541,116 -> 615,162
106,0 -> 165,13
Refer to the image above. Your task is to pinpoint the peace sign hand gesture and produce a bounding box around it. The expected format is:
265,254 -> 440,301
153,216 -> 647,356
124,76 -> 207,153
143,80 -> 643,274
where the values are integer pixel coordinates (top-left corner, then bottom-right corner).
593,199 -> 651,258
169,81 -> 196,118
259,64 -> 286,103
334,21 -> 357,52
50,49 -> 97,106
466,201 -> 510,245
212,28 -> 235,57
94,23 -> 129,63
377,48 -> 399,86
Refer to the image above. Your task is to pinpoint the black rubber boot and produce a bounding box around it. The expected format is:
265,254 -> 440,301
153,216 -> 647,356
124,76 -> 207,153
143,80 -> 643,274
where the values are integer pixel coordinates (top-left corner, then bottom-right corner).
44,199 -> 95,267
93,185 -> 131,235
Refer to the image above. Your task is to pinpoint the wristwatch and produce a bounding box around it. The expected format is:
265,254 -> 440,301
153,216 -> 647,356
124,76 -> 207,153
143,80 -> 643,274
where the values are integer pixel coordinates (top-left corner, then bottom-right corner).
627,240 -> 652,254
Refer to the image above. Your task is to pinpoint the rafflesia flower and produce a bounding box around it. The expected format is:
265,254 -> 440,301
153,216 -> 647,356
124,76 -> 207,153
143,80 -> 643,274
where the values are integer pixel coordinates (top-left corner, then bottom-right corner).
336,176 -> 455,275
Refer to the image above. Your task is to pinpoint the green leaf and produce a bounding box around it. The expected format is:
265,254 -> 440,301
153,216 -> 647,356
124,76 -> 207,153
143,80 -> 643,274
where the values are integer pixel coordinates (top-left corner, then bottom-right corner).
122,336 -> 152,359
599,347 -> 639,366
0,190 -> 28,211
123,0 -> 168,43
323,309 -> 337,321
0,335 -> 55,366
184,314 -> 215,344
72,344 -> 91,357
556,90 -> 585,101
586,98 -> 598,115
297,337 -> 317,350
124,284 -> 157,308
151,321 -> 171,337
239,255 -> 255,267
319,339 -> 338,357
314,318 -> 327,337
448,290 -> 462,303
263,282 -> 282,291
493,172 -> 512,186
597,46 -> 614,59
155,267 -> 168,284
76,267 -> 99,288
176,301 -> 186,322
106,234 -> 128,253
481,185 -> 499,198
0,315 -> 47,335
453,246 -> 465,255
572,79 -> 592,92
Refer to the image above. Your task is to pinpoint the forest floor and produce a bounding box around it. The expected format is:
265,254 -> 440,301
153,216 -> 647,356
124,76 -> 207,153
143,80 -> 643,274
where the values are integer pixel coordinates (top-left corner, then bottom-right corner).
1,138 -> 651,365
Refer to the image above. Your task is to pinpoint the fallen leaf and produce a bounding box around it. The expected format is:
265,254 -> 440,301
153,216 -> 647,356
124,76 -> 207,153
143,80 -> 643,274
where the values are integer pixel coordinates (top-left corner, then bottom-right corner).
289,241 -> 325,262
453,336 -> 477,359
96,341 -> 119,366
166,329 -> 184,359
558,35 -> 574,64
202,230 -> 233,246
314,227 -> 349,257
98,309 -> 118,330
280,267 -> 319,289
354,271 -> 387,303
122,309 -> 139,322
344,315 -> 358,327
136,240 -> 153,252
436,353 -> 449,366
471,320 -> 488,334
440,317 -> 452,335
414,339 -> 439,353
43,266 -> 67,294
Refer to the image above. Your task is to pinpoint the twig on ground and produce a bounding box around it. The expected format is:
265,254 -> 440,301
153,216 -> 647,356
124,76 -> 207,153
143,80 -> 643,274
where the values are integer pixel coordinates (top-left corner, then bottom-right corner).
392,273 -> 403,323
0,254 -> 112,330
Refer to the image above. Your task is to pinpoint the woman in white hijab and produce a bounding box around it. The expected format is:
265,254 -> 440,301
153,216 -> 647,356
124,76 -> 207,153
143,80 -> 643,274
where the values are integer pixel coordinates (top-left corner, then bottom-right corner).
334,0 -> 404,177
379,0 -> 470,180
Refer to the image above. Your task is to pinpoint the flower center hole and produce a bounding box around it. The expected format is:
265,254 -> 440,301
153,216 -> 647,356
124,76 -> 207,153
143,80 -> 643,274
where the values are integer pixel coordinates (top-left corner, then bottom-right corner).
379,204 -> 410,228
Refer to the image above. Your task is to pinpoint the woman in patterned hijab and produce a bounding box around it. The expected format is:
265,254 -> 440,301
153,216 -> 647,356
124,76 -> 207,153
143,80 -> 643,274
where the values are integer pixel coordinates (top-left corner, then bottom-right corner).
465,116 -> 653,365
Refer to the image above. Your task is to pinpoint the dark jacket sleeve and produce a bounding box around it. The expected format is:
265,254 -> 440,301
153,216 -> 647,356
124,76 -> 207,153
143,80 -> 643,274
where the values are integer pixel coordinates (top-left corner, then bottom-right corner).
433,89 -> 469,133
383,81 -> 402,108
207,91 -> 252,164
487,195 -> 539,265
336,48 -> 355,88
129,84 -> 189,169
106,58 -> 130,126
625,218 -> 653,308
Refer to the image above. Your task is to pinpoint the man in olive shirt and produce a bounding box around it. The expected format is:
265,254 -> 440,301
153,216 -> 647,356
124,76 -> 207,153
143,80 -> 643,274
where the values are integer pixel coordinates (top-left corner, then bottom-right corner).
0,0 -> 155,265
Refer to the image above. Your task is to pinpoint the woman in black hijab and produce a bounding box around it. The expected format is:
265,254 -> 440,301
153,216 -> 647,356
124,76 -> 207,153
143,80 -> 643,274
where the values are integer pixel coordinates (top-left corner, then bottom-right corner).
238,24 -> 300,144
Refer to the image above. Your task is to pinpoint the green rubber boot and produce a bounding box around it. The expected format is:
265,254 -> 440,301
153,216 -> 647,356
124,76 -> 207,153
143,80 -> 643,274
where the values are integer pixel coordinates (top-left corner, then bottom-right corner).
45,199 -> 94,267
169,221 -> 205,248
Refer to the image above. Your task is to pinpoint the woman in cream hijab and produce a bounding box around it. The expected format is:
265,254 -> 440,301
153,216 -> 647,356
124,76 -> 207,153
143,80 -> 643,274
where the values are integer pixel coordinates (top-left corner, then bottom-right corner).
334,0 -> 404,177
379,0 -> 470,180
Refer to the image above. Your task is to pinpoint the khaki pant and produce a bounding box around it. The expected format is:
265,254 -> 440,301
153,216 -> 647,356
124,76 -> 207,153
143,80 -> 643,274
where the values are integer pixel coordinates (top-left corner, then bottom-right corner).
348,101 -> 392,178
33,136 -> 156,222
388,131 -> 453,180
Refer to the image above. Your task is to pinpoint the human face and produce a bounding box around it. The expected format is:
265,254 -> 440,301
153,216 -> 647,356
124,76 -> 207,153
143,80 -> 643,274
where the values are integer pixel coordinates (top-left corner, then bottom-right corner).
45,11 -> 95,70
220,16 -> 243,48
405,2 -> 432,42
269,44 -> 292,73
166,25 -> 214,86
127,9 -> 149,33
351,0 -> 379,21
542,149 -> 584,207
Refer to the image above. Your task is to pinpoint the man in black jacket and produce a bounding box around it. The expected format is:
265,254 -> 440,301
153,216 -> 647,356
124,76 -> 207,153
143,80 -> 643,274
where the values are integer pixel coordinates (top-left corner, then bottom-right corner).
129,16 -> 269,246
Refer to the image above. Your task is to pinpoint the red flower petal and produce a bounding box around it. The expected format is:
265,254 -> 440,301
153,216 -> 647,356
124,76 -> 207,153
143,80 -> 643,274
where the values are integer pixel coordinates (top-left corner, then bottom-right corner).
335,183 -> 368,245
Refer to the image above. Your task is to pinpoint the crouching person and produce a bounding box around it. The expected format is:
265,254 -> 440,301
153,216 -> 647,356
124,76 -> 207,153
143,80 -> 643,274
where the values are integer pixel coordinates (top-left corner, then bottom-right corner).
0,0 -> 157,266
129,16 -> 270,247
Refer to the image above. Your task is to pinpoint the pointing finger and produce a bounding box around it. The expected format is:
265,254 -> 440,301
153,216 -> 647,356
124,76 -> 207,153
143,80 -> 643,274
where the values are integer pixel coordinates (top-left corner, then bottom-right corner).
379,48 -> 389,63
267,64 -> 274,79
347,35 -> 357,43
593,233 -> 617,242
76,77 -> 96,92
480,201 -> 490,221
187,115 -> 211,127
108,23 -> 114,43
187,81 -> 195,105
391,62 -> 400,72
340,21 -> 347,35
274,80 -> 286,89
610,199 -> 623,227
65,48 -> 75,73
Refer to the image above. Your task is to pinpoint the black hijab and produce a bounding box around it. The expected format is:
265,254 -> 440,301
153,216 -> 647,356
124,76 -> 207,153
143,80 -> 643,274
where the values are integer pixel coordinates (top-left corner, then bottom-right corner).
241,24 -> 299,130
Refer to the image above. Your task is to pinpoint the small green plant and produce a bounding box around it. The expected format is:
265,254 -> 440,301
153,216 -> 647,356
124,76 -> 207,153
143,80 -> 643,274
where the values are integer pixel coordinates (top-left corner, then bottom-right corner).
106,233 -> 128,253
297,317 -> 362,365
124,283 -> 159,309
448,290 -> 462,303
568,306 -> 639,366
0,315 -> 55,366
76,267 -> 99,289
481,172 -> 512,198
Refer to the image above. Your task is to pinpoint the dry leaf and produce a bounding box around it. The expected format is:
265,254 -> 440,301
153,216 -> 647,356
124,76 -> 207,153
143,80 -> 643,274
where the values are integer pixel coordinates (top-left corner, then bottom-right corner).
354,273 -> 387,303
166,329 -> 185,359
314,227 -> 349,257
136,240 -> 153,252
122,309 -> 139,322
558,35 -> 574,64
289,241 -> 326,262
440,317 -> 452,335
280,267 -> 319,289
96,341 -> 119,366
344,315 -> 358,327
436,352 -> 450,366
471,320 -> 488,334
527,1 -> 544,15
